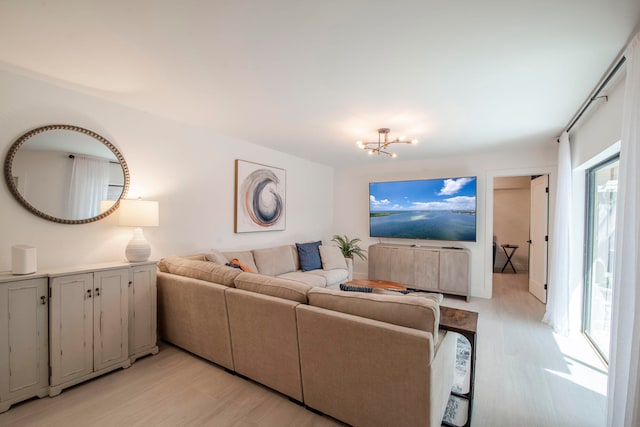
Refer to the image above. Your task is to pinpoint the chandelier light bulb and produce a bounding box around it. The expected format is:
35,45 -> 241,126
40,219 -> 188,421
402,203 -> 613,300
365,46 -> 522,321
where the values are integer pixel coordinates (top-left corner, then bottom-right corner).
356,127 -> 418,158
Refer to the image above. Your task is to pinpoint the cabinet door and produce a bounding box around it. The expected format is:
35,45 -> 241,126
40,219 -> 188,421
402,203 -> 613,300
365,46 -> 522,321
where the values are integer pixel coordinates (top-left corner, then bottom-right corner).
129,265 -> 157,357
50,273 -> 94,386
368,245 -> 391,281
0,278 -> 48,403
414,250 -> 440,291
439,250 -> 470,295
93,269 -> 128,371
385,247 -> 416,287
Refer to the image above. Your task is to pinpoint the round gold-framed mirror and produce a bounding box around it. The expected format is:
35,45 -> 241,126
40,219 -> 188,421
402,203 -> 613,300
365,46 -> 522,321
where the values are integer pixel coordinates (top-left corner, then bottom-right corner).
4,124 -> 130,224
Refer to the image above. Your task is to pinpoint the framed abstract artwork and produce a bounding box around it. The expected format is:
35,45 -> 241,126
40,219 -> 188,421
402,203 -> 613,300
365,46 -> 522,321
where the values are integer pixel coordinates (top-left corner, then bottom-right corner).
235,159 -> 286,233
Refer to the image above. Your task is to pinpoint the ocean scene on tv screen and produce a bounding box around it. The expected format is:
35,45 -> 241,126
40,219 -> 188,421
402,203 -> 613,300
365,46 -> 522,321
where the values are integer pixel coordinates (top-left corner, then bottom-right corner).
369,177 -> 477,241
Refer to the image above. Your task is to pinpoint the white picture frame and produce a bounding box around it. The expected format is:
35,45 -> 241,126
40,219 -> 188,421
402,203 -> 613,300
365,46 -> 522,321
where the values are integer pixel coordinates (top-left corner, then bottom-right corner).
234,159 -> 286,233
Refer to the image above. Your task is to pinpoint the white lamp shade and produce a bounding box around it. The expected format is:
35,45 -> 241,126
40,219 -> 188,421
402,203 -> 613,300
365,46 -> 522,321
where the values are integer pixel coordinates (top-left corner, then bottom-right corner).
118,199 -> 159,227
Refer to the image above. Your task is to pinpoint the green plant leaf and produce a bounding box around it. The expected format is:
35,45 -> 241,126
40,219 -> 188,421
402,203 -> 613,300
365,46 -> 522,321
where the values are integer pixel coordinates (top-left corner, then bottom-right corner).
330,234 -> 367,260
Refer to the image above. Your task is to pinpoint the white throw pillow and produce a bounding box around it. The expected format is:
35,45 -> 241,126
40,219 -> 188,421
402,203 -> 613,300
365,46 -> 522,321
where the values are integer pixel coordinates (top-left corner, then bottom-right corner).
319,245 -> 348,270
205,249 -> 228,265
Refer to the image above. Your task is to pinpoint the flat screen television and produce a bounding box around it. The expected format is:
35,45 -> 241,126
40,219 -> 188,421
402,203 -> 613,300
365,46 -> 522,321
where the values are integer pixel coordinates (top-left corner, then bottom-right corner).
369,176 -> 477,241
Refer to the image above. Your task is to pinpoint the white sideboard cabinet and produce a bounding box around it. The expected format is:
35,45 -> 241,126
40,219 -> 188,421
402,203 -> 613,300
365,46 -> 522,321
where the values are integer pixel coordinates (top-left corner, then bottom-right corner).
368,244 -> 471,300
0,261 -> 158,410
0,274 -> 49,413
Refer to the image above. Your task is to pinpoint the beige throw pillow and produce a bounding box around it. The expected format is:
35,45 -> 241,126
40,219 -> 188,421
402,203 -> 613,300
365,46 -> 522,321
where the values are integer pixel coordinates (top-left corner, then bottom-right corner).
319,245 -> 347,270
205,249 -> 228,265
252,245 -> 296,276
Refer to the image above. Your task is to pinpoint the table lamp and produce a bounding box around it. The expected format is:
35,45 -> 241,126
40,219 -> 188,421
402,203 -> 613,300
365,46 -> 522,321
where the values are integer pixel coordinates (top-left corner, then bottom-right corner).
118,198 -> 159,262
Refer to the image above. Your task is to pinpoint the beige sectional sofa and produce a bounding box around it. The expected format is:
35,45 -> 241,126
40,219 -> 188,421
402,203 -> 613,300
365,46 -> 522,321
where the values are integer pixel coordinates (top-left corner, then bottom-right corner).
206,244 -> 352,288
157,252 -> 457,427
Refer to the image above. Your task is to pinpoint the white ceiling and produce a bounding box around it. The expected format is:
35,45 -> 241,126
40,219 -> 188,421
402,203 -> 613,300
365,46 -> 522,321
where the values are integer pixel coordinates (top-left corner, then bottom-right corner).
1,1 -> 638,167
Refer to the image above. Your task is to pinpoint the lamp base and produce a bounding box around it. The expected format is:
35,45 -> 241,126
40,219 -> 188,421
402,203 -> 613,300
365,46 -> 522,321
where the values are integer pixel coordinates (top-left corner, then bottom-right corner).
125,228 -> 151,262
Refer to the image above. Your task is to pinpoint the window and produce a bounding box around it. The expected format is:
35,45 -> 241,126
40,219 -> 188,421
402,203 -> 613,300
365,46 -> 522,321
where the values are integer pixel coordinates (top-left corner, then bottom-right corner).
583,155 -> 619,362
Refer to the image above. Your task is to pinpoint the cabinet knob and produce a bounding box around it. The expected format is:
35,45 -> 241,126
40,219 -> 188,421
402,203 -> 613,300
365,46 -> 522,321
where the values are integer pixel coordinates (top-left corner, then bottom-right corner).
95,287 -> 101,296
40,295 -> 46,305
86,289 -> 92,299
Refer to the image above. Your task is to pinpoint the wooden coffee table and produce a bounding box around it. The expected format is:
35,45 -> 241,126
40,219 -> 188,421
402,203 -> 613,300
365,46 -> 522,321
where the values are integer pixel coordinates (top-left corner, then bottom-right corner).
344,279 -> 407,291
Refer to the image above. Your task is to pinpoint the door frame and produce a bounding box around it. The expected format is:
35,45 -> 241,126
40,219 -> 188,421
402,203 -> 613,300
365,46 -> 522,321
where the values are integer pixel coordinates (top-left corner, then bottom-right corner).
485,166 -> 555,298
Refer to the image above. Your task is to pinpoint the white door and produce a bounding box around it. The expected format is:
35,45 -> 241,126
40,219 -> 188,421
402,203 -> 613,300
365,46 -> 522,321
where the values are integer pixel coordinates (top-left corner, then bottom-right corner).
529,175 -> 549,303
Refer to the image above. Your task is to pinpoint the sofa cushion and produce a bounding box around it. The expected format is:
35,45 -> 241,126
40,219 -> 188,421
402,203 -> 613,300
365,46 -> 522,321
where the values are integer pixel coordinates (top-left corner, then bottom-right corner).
277,271 -> 327,287
205,249 -> 228,265
304,268 -> 349,287
222,250 -> 258,273
252,245 -> 296,276
234,272 -> 312,303
307,287 -> 440,339
296,241 -> 322,271
158,256 -> 241,287
319,245 -> 347,270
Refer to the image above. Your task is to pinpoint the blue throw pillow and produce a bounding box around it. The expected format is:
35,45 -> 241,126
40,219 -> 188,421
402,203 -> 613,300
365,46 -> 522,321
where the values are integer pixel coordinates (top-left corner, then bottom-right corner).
296,241 -> 322,271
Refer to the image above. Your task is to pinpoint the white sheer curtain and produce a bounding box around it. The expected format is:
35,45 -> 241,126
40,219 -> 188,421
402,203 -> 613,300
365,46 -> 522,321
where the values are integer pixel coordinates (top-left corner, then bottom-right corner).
607,32 -> 640,427
543,132 -> 572,335
67,155 -> 110,219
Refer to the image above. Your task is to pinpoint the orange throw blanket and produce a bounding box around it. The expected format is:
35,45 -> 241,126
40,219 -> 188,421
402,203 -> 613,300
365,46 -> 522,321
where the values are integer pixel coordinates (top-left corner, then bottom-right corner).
229,258 -> 252,272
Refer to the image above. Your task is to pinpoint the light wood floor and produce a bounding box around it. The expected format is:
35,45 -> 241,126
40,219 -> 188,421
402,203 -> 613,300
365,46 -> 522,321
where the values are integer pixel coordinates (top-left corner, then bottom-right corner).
445,272 -> 607,427
0,273 -> 606,427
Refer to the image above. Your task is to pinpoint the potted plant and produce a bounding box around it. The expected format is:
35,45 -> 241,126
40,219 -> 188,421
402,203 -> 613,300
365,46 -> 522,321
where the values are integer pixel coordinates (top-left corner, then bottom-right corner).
331,235 -> 367,260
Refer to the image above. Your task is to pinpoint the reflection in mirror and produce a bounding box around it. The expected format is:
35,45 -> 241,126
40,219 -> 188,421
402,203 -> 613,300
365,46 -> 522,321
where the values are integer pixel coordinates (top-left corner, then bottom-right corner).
4,125 -> 129,224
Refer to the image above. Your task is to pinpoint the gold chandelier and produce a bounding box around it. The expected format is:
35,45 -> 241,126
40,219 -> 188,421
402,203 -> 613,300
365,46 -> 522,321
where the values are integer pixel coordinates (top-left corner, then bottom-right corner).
356,128 -> 418,158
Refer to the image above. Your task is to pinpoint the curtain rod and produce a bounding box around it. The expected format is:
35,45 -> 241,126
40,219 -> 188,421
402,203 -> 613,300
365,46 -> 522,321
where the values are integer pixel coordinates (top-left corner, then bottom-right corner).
558,54 -> 627,142
68,153 -> 119,165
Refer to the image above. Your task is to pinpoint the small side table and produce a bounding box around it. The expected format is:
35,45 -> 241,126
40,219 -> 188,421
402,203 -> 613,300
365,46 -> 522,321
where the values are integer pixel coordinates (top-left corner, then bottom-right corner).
500,244 -> 519,273
440,306 -> 478,427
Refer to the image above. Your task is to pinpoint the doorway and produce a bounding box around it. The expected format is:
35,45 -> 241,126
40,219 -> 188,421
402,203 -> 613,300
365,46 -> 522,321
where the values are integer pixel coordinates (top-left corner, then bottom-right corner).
493,175 -> 549,302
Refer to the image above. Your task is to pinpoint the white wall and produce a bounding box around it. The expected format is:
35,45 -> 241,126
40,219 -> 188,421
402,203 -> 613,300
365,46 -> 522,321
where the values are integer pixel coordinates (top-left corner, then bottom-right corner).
0,69 -> 335,271
334,145 -> 557,299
